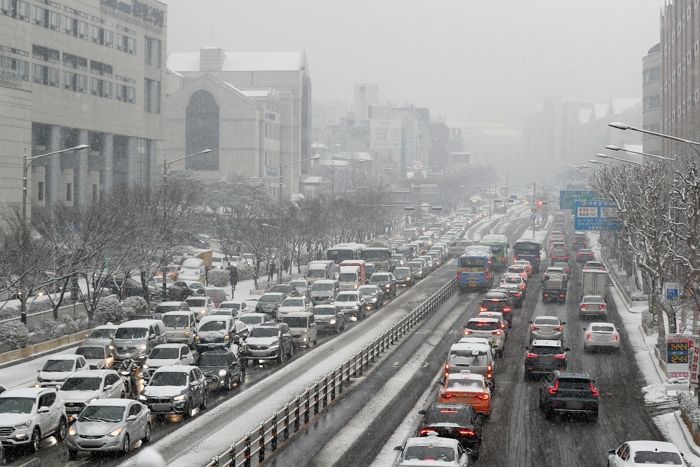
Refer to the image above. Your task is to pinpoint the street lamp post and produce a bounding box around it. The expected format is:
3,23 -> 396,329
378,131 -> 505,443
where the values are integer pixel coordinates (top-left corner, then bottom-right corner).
19,144 -> 89,324
594,153 -> 647,166
160,149 -> 211,296
608,121 -> 700,158
604,144 -> 676,162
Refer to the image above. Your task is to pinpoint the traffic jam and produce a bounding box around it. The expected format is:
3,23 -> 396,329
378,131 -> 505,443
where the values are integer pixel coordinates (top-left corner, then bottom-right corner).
0,211 -> 483,463
392,210 -> 685,467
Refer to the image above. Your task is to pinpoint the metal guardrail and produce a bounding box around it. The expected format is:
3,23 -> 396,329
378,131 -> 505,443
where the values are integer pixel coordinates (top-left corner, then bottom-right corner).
204,277 -> 457,467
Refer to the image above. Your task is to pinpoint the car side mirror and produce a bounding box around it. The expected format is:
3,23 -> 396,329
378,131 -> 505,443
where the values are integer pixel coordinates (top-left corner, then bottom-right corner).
126,415 -> 137,422
104,384 -> 113,391
561,321 -> 567,325
38,406 -> 50,414
418,409 -> 426,415
608,449 -> 615,455
564,348 -> 570,352
394,446 -> 403,452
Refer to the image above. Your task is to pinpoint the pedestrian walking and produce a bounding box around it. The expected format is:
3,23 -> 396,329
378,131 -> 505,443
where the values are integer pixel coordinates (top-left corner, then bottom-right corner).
228,265 -> 239,298
283,257 -> 291,276
268,261 -> 276,282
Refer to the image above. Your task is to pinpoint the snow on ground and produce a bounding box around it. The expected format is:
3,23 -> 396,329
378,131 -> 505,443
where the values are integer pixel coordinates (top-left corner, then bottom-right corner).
0,345 -> 77,389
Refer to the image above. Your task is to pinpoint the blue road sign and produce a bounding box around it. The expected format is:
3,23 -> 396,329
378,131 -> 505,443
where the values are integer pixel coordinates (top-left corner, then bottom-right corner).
574,199 -> 622,231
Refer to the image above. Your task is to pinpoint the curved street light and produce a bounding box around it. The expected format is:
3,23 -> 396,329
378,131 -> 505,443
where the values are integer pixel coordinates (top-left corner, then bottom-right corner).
604,144 -> 675,161
608,121 -> 700,158
595,153 -> 646,166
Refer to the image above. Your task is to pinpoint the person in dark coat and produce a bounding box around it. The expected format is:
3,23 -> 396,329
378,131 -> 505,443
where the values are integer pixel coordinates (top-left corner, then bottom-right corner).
283,257 -> 291,275
268,261 -> 276,282
228,265 -> 239,296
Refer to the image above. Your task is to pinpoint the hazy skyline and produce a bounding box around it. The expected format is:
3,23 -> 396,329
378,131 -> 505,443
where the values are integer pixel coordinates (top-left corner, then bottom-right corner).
163,0 -> 664,126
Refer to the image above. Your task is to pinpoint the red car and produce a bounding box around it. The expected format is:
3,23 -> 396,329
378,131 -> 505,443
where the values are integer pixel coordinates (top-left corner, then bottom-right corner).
549,247 -> 569,263
576,249 -> 595,262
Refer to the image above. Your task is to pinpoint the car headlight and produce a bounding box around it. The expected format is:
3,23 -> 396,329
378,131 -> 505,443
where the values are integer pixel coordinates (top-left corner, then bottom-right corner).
109,345 -> 115,350
68,426 -> 77,436
372,297 -> 377,303
107,427 -> 124,437
224,335 -> 230,342
143,364 -> 149,369
14,420 -> 31,429
138,344 -> 147,351
218,369 -> 227,377
329,319 -> 336,325
173,394 -> 187,402
195,336 -> 200,342
138,394 -> 147,401
199,310 -> 206,314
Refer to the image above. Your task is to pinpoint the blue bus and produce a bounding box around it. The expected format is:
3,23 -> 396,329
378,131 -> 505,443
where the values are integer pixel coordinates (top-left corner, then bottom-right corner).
456,253 -> 494,292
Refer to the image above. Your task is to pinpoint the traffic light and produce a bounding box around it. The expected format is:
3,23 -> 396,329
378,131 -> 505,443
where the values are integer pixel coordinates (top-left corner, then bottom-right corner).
536,200 -> 547,208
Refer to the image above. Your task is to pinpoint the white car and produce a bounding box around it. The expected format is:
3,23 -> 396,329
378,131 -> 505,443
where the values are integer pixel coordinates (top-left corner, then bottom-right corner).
36,355 -> 88,388
143,344 -> 195,380
395,433 -> 470,467
607,440 -> 685,466
276,296 -> 313,320
584,322 -> 621,352
75,344 -> 114,370
218,301 -> 249,315
238,312 -> 272,332
463,317 -> 505,357
185,296 -> 215,321
59,370 -> 126,419
0,387 -> 68,452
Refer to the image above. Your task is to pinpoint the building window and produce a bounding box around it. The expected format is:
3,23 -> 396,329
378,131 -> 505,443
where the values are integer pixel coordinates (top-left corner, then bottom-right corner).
186,90 -> 220,170
66,183 -> 72,202
33,64 -> 59,87
116,34 -> 136,54
33,45 -> 60,64
63,53 -> 88,71
33,5 -> 46,26
48,10 -> 60,30
37,181 -> 44,202
77,20 -> 88,40
145,37 -> 162,66
0,0 -> 11,15
90,60 -> 113,77
62,15 -> 76,35
144,79 -> 160,113
115,84 -> 135,103
104,29 -> 113,48
91,25 -> 103,45
16,1 -> 30,21
0,56 -> 29,81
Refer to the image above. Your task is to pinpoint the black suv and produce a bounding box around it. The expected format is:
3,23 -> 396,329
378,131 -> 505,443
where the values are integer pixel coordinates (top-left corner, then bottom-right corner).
480,291 -> 512,326
269,284 -> 299,297
369,272 -> 397,298
196,349 -> 245,391
524,340 -> 569,379
417,403 -> 482,460
539,371 -> 599,421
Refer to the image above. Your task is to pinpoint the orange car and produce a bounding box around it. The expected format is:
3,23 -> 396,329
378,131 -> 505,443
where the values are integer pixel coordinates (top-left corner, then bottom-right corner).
437,372 -> 492,417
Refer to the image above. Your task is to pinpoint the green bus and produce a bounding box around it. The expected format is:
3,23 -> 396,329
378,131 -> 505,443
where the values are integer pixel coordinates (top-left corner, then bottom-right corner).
479,234 -> 509,271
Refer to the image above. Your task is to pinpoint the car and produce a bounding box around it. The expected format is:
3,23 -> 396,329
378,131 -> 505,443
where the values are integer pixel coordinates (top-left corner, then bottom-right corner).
162,310 -> 198,346
155,301 -> 190,314
0,387 -> 68,453
255,292 -> 287,316
583,261 -> 606,271
309,279 -> 340,305
579,295 -> 608,319
552,261 -> 571,274
106,276 -> 161,301
393,267 -> 414,287
75,344 -> 115,369
549,246 -> 569,263
36,355 -> 88,388
497,274 -> 526,309
112,319 -> 168,362
289,278 -> 310,296
539,371 -> 599,421
238,312 -> 273,332
204,287 -> 229,307
584,322 -> 621,352
334,291 -> 368,320
66,399 -> 151,460
185,296 -> 215,321
477,311 -> 508,333
167,281 -> 196,301
395,433 -> 471,467
83,324 -> 118,346
524,340 -> 569,379
59,370 -> 126,419
513,259 -> 533,277
139,365 -> 207,418
217,301 -> 249,315
444,342 -> 495,390
417,403 -> 482,460
369,272 -> 397,298
313,304 -> 346,334
245,322 -> 294,365
506,265 -> 528,282
194,314 -> 246,352
438,371 -> 492,417
269,283 -> 298,297
573,231 -> 588,250
576,248 -> 595,262
143,344 -> 195,380
529,316 -> 566,343
607,440 -> 685,467
196,349 -> 245,392
276,296 -> 314,320
543,266 -> 568,282
464,317 -> 505,358
418,255 -> 435,271
279,311 -> 318,348
358,285 -> 385,310
407,260 -> 426,280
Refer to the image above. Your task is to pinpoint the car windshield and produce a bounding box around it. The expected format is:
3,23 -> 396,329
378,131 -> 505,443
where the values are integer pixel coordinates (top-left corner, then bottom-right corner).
61,376 -> 102,391
239,316 -> 263,325
503,276 -> 521,284
290,281 -> 306,288
157,305 -> 181,313
459,257 -> 485,268
75,347 -> 104,359
394,269 -> 410,278
507,267 -> 524,274
187,299 -> 207,307
206,290 -> 226,300
633,450 -> 682,464
370,274 -> 390,283
450,351 -> 487,365
514,242 -> 540,254
403,445 -> 455,462
358,287 -> 377,295
557,379 -> 592,390
534,318 -> 560,326
425,407 -> 468,424
199,320 -> 227,332
43,359 -> 75,372
149,372 -> 187,387
197,354 -> 228,366
281,317 -> 308,328
282,299 -> 305,307
150,347 -> 180,359
78,405 -> 125,423
270,285 -> 292,293
584,296 -> 605,304
314,308 -> 335,316
115,327 -> 148,339
0,397 -> 35,414
338,272 -> 358,282
88,328 -> 115,339
212,310 -> 235,317
336,294 -> 358,302
531,347 -> 561,355
466,321 -> 499,331
311,283 -> 335,291
260,295 -> 282,303
447,378 -> 484,390
554,263 -> 568,269
163,315 -> 188,327
307,269 -> 326,278
591,325 -> 615,333
249,327 -> 278,338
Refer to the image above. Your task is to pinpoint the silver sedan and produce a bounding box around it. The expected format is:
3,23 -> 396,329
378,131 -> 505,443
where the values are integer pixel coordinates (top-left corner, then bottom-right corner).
529,316 -> 566,343
583,322 -> 620,352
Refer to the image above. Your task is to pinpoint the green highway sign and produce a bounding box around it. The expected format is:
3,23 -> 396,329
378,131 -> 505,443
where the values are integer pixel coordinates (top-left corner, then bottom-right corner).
559,190 -> 597,210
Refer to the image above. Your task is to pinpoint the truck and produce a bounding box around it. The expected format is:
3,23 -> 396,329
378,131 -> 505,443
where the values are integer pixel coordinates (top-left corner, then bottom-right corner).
580,268 -> 608,301
542,273 -> 567,303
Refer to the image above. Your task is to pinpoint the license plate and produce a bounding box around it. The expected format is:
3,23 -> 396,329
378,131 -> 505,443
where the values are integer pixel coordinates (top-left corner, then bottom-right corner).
568,401 -> 583,410
152,403 -> 172,412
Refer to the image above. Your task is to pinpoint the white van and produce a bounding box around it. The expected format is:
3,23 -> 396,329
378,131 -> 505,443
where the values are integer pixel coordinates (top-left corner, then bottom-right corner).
306,260 -> 337,283
338,265 -> 361,291
179,257 -> 206,283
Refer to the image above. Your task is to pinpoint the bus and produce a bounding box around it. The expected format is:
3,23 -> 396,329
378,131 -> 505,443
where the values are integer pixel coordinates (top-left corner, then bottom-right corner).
326,243 -> 365,264
513,239 -> 542,273
479,234 -> 509,270
456,252 -> 494,292
361,244 -> 392,272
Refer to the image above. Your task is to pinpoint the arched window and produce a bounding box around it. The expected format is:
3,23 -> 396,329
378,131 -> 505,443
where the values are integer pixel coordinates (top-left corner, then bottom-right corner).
186,90 -> 219,170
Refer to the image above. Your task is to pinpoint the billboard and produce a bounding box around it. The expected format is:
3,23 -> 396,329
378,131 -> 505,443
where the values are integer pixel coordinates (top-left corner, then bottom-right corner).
574,199 -> 622,231
559,189 -> 597,210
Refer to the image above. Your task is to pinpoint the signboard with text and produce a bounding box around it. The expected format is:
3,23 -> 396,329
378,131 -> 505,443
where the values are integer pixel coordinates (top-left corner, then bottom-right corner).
663,282 -> 681,302
574,199 -> 622,231
559,189 -> 597,210
690,341 -> 700,387
667,334 -> 692,378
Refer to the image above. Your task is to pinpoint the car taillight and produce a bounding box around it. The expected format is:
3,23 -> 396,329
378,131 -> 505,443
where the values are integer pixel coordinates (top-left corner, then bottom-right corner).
458,429 -> 476,437
476,393 -> 490,400
526,352 -> 538,358
519,284 -> 526,290
581,304 -> 588,310
500,322 -> 507,329
585,333 -> 592,341
487,364 -> 493,372
464,329 -> 473,335
554,353 -> 567,360
555,325 -> 564,332
600,304 -> 607,310
548,380 -> 559,395
419,429 -> 433,435
590,382 -> 600,397
543,292 -> 549,297
442,392 -> 455,399
613,333 -> 619,341
480,306 -> 487,312
503,307 -> 512,313
530,325 -> 539,331
493,330 -> 502,336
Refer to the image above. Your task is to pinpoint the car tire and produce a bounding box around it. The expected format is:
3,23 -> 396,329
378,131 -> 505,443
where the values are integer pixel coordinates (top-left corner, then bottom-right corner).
68,449 -> 79,460
289,345 -> 294,360
186,401 -> 195,418
226,376 -> 234,391
122,434 -> 130,455
56,416 -> 67,441
200,393 -> 208,411
30,427 -> 41,453
143,422 -> 151,443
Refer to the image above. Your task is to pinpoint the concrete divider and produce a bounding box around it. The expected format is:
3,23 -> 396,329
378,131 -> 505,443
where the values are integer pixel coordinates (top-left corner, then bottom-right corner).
0,327 -> 91,366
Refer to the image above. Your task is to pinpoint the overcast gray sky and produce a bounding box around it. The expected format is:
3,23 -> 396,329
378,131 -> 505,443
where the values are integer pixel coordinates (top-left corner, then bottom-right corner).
164,0 -> 664,126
